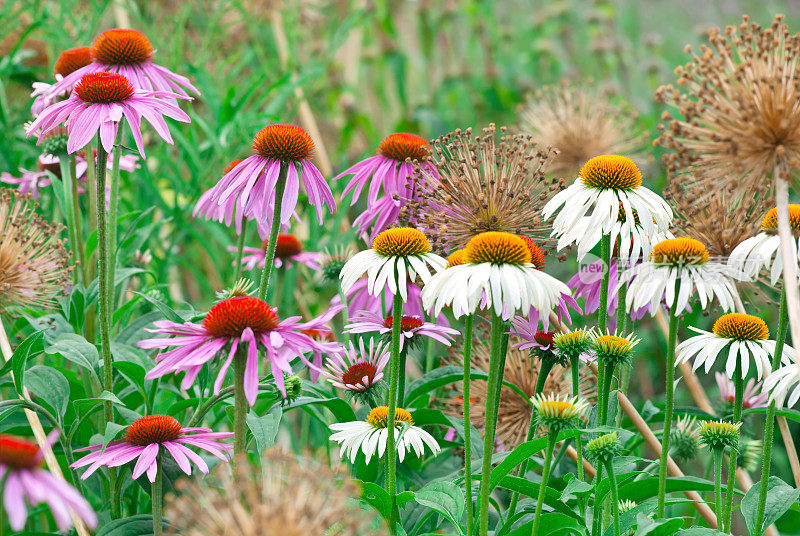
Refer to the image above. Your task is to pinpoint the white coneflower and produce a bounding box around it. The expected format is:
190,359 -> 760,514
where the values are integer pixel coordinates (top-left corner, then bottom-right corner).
729,205 -> 800,285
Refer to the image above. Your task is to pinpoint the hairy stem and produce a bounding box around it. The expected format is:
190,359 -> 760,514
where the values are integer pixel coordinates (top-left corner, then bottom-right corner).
605,459 -> 620,536
258,162 -> 289,300
723,360 -> 743,531
233,349 -> 248,460
152,454 -> 163,536
657,302 -> 679,517
598,233 -> 611,333
530,432 -> 557,536
462,314 -> 475,536
385,292 -> 404,534
233,219 -> 249,284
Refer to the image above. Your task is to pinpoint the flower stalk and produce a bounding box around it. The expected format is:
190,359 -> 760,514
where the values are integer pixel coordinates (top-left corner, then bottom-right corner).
598,233 -> 611,333
462,314 -> 475,536
723,361 -> 744,531
657,298 -> 680,517
258,161 -> 289,300
152,455 -> 163,536
713,447 -> 724,524
530,431 -> 557,536
604,458 -> 620,536
385,291 -> 404,534
233,220 -> 249,283
233,348 -> 248,460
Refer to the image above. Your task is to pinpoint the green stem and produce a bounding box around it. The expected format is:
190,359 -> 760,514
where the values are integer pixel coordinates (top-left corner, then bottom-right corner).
477,312 -> 506,536
604,459 -> 620,536
233,220 -> 249,284
462,314 -> 475,536
723,359 -> 743,531
152,454 -> 163,536
258,162 -> 289,301
386,292 -> 404,534
713,448 -> 724,526
596,362 -> 606,426
600,363 -> 616,426
754,290 -> 789,536
57,155 -> 79,278
107,126 -> 124,312
531,432 -> 557,536
591,461 -> 605,536
397,347 -> 407,407
233,349 -> 248,460
507,358 -> 555,517
598,233 -> 611,333
570,355 -> 586,483
425,336 -> 436,373
69,155 -> 87,286
657,301 -> 680,518
616,280 -> 627,334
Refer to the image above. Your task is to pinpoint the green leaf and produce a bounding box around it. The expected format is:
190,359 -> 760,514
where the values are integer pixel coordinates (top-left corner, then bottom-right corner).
617,476 -> 733,503
493,475 -> 582,520
675,529 -> 727,535
287,396 -> 357,422
360,481 -> 415,521
632,514 -> 684,536
45,333 -> 99,371
560,475 -> 594,502
414,481 -> 466,534
24,365 -> 69,422
506,512 -> 587,536
96,514 -> 164,536
2,329 -> 45,394
101,422 -> 128,450
246,407 -> 282,455
129,290 -> 185,323
405,366 -> 487,406
741,476 -> 800,535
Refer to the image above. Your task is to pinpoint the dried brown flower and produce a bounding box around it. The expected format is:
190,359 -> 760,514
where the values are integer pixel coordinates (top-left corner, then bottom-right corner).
655,14 -> 800,200
0,189 -> 70,311
166,448 -> 379,536
443,329 -> 596,450
411,124 -> 559,252
519,82 -> 647,178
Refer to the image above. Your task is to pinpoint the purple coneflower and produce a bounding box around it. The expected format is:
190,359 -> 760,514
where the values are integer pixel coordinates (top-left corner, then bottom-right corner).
323,338 -> 390,395
2,150 -> 139,199
1,432 -> 97,532
36,29 -> 199,108
715,372 -> 768,409
568,259 -> 650,330
71,415 -> 232,482
139,296 -> 342,402
228,233 -> 320,271
194,124 -> 335,235
26,72 -> 191,158
31,46 -> 93,115
344,310 -> 459,350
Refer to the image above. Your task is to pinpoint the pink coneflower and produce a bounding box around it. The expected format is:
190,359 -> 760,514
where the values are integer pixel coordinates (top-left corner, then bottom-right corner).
194,124 -> 335,235
1,432 -> 97,532
1,151 -> 139,199
715,372 -> 768,409
138,296 -> 342,402
351,180 -> 423,240
301,327 -> 338,382
31,46 -> 93,115
36,29 -> 199,109
323,338 -> 390,395
228,233 -> 320,271
509,324 -> 556,352
344,310 -> 459,350
71,415 -> 232,482
568,259 -> 650,330
26,72 -> 191,158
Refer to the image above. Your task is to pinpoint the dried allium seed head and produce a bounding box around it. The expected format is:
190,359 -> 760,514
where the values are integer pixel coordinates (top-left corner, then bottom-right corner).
0,189 -> 71,311
443,330 -> 596,449
655,15 -> 800,200
519,83 -> 647,178
411,124 -> 559,252
166,447 -> 379,536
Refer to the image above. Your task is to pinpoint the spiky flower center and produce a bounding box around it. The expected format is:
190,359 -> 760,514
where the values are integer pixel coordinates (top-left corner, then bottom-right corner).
367,406 -> 414,428
383,315 -> 424,332
126,415 -> 183,446
252,124 -> 314,162
534,331 -> 555,347
579,155 -> 642,190
262,234 -> 303,259
712,313 -> 769,341
301,328 -> 335,342
54,46 -> 92,76
699,420 -> 741,450
0,434 -> 40,469
92,29 -> 154,65
446,249 -> 467,268
73,72 -> 135,104
372,227 -> 431,257
223,159 -> 243,174
760,205 -> 800,235
595,335 -> 634,354
553,330 -> 592,353
342,362 -> 379,388
203,296 -> 279,338
464,232 -> 531,265
378,133 -> 430,161
519,236 -> 546,269
650,237 -> 709,265
586,432 -> 619,460
40,127 -> 70,155
539,401 -> 577,418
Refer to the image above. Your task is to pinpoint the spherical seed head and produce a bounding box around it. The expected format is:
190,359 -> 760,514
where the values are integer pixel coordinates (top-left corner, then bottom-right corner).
262,233 -> 303,259
760,205 -> 800,235
383,315 -> 424,332
586,432 -> 621,462
579,155 -> 642,190
712,313 -> 769,341
464,232 -> 532,265
91,28 -> 154,65
223,159 -> 243,174
0,434 -> 40,469
54,46 -> 91,77
699,420 -> 741,451
446,249 -> 467,268
378,133 -> 430,162
73,72 -> 135,104
593,334 -> 638,366
203,296 -> 279,338
126,415 -> 182,446
553,330 -> 593,359
519,236 -> 546,269
372,227 -> 431,257
252,124 -> 314,162
366,406 -> 414,428
650,237 -> 709,265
